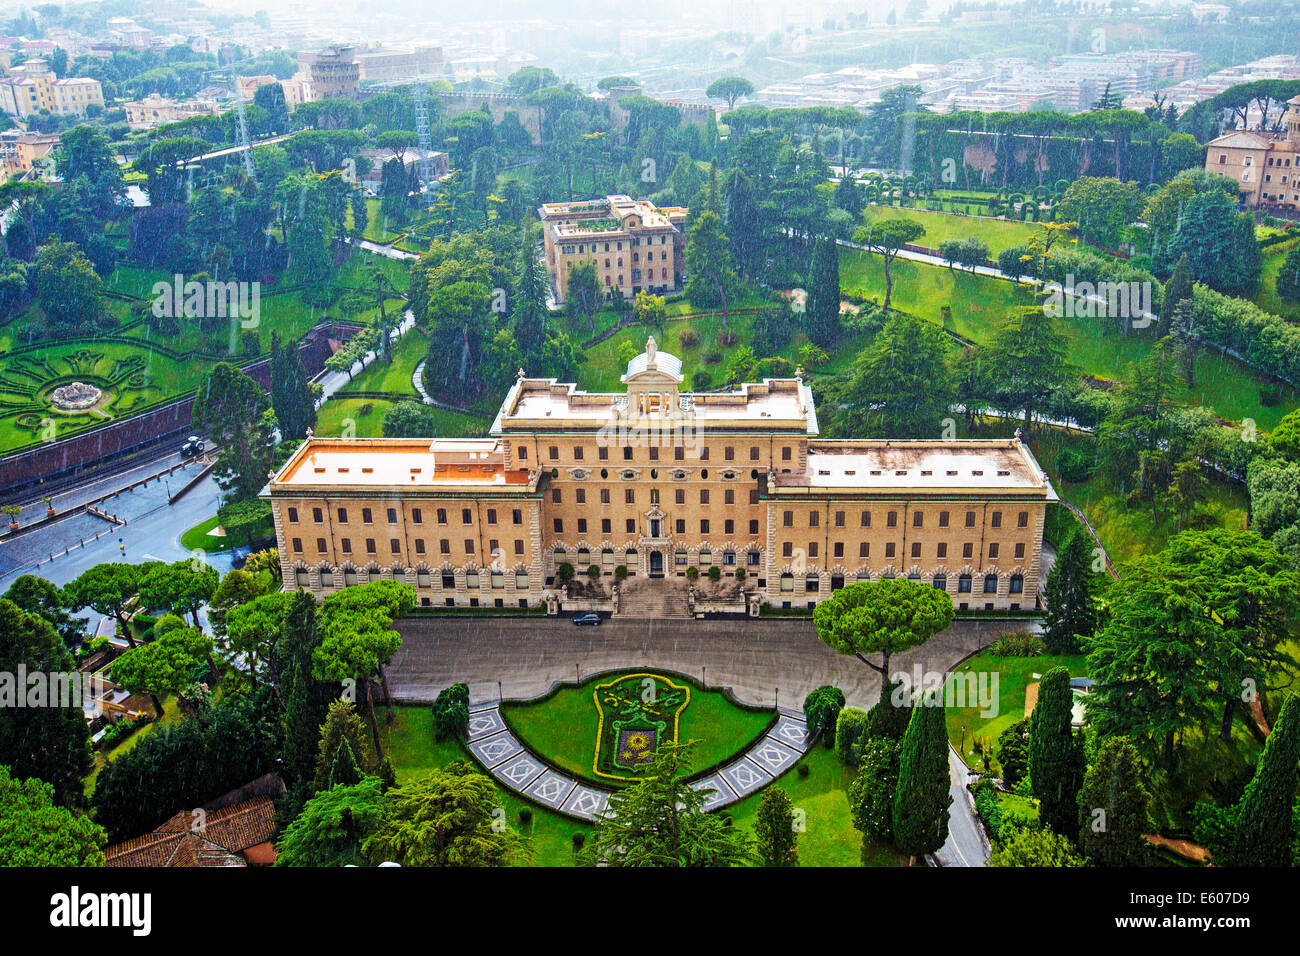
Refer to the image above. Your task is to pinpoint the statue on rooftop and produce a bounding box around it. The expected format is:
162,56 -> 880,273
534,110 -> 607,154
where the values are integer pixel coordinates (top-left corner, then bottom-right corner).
646,335 -> 657,365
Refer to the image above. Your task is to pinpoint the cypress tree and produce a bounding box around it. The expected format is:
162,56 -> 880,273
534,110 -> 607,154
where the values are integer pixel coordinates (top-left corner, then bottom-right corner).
754,786 -> 799,867
1042,531 -> 1098,654
278,591 -> 336,788
805,235 -> 841,348
1158,253 -> 1193,337
892,692 -> 952,863
268,331 -> 316,440
865,677 -> 913,741
1029,667 -> 1085,840
512,225 -> 551,362
1230,693 -> 1300,867
314,698 -> 379,793
1077,737 -> 1152,866
329,736 -> 363,789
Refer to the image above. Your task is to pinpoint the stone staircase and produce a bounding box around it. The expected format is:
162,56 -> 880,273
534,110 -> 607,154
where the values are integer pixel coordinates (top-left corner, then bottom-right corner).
615,577 -> 693,619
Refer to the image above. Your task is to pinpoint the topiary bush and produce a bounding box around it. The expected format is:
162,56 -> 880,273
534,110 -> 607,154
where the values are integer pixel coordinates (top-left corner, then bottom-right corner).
804,685 -> 845,748
685,565 -> 699,580
557,562 -> 574,581
432,682 -> 470,741
835,706 -> 869,765
614,564 -> 628,579
707,565 -> 721,581
586,564 -> 600,579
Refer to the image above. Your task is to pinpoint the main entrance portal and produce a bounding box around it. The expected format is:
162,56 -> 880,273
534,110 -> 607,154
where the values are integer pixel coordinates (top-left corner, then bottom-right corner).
649,551 -> 664,576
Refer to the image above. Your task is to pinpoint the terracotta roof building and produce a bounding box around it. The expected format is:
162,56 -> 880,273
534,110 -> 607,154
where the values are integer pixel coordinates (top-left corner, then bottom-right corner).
105,797 -> 278,867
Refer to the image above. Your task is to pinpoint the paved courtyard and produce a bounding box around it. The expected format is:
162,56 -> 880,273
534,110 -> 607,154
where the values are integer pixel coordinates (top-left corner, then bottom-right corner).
389,614 -> 1016,709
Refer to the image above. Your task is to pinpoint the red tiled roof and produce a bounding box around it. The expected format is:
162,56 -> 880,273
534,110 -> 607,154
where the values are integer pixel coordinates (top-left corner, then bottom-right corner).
105,796 -> 277,867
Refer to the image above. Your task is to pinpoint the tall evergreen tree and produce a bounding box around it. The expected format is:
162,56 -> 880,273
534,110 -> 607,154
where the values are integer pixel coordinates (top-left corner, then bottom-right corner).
268,332 -> 317,440
754,785 -> 799,867
278,591 -> 336,790
892,694 -> 951,864
805,234 -> 841,348
1229,693 -> 1300,867
512,225 -> 551,362
684,208 -> 739,326
1042,530 -> 1098,654
1029,667 -> 1085,840
844,312 -> 953,438
314,699 -> 379,793
1077,737 -> 1152,866
328,736 -> 364,789
1157,253 -> 1193,337
984,305 -> 1071,434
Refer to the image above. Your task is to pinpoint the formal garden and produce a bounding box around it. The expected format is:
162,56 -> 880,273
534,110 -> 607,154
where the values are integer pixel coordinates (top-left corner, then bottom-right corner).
500,670 -> 774,787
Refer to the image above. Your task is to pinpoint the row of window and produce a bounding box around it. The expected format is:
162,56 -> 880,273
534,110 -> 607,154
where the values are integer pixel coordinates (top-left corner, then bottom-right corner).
553,547 -> 760,567
542,444 -> 795,463
286,506 -> 525,527
552,487 -> 761,506
782,508 -> 1029,529
779,540 -> 1027,560
776,571 -> 1024,594
294,566 -> 531,590
291,536 -> 528,557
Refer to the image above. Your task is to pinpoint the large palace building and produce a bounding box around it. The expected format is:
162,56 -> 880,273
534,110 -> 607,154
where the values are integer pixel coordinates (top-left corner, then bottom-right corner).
266,339 -> 1057,614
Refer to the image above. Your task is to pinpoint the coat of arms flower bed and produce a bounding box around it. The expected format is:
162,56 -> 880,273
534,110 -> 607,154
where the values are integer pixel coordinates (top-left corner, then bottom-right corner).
593,672 -> 691,782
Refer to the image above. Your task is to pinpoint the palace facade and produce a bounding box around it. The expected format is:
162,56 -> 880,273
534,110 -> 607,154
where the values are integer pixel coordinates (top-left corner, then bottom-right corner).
265,339 -> 1057,613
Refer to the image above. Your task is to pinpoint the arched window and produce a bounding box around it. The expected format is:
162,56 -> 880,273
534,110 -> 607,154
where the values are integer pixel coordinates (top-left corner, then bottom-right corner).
780,573 -> 794,592
343,569 -> 359,587
932,574 -> 947,591
983,574 -> 998,594
958,574 -> 972,593
1009,574 -> 1024,594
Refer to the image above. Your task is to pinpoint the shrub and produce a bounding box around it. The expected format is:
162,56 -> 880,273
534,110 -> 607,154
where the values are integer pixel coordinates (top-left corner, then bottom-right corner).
997,718 -> 1031,786
703,349 -> 723,365
973,779 -> 1004,843
692,370 -> 713,389
797,762 -> 811,778
678,328 -> 700,348
990,631 -> 1046,657
1055,446 -> 1096,483
735,567 -> 746,581
431,682 -> 470,741
586,564 -> 600,579
1260,383 -> 1282,408
707,565 -> 721,581
572,831 -> 586,850
804,685 -> 845,747
519,808 -> 533,826
835,707 -> 869,765
685,566 -> 699,580
557,563 -> 574,581
614,565 -> 628,579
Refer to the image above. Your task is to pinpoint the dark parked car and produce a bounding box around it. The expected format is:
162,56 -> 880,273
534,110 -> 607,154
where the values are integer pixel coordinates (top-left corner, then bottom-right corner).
573,613 -> 601,626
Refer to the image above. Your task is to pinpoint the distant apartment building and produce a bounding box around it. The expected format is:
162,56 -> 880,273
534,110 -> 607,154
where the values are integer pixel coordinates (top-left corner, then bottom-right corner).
354,45 -> 445,82
104,17 -> 152,49
0,128 -> 58,177
1204,95 -> 1300,210
237,74 -> 306,110
123,92 -> 221,130
0,58 -> 103,118
539,195 -> 686,304
297,45 -> 360,101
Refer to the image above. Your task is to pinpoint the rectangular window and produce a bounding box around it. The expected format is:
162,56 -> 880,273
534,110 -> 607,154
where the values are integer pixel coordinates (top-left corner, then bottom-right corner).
437,508 -> 447,524
937,542 -> 947,559
1014,543 -> 1026,560
365,538 -> 376,554
700,490 -> 710,505
675,519 -> 686,534
782,542 -> 793,558
390,538 -> 401,554
750,446 -> 760,461
552,489 -> 562,503
833,542 -> 844,558
989,543 -> 1000,559
362,508 -> 373,524
724,446 -> 734,461
602,518 -> 611,533
288,507 -> 299,523
487,508 -> 498,524
676,489 -> 686,505
548,445 -> 559,460
912,511 -> 923,528
554,519 -> 563,533
601,489 -> 611,504
725,490 -> 735,505
885,542 -> 896,558
1018,511 -> 1029,528
575,489 -> 586,505
649,446 -> 659,461
938,511 -> 949,528
292,537 -> 302,553
725,519 -> 734,534
440,539 -> 451,554
860,511 -> 871,528
577,518 -> 587,533
513,509 -> 522,525
808,542 -> 818,558
313,507 -> 323,523
627,519 -> 637,533
625,489 -> 635,505
911,542 -> 921,559
413,508 -> 423,524
749,520 -> 759,535
783,511 -> 793,528
574,446 -> 584,461
859,542 -> 869,558
700,519 -> 710,534
338,508 -> 348,524
887,511 -> 898,528
462,508 -> 472,524
465,539 -> 475,555
965,511 -> 976,528
415,539 -> 426,554
809,510 -> 819,527
991,511 -> 1002,528
317,537 -> 327,553
342,538 -> 352,554
387,508 -> 398,524
782,447 -> 792,461
963,542 -> 973,559
598,447 -> 608,460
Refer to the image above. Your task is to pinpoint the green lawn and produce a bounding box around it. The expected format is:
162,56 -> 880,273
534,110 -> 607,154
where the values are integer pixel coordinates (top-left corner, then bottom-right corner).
380,705 -> 889,866
314,395 -> 489,439
861,205 -> 1044,255
336,327 -> 427,397
84,695 -> 183,797
178,514 -> 273,553
501,671 -> 775,788
1028,428 -> 1249,569
944,650 -> 1089,774
1253,237 -> 1300,321
840,247 -> 1299,431
725,744 -> 899,866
